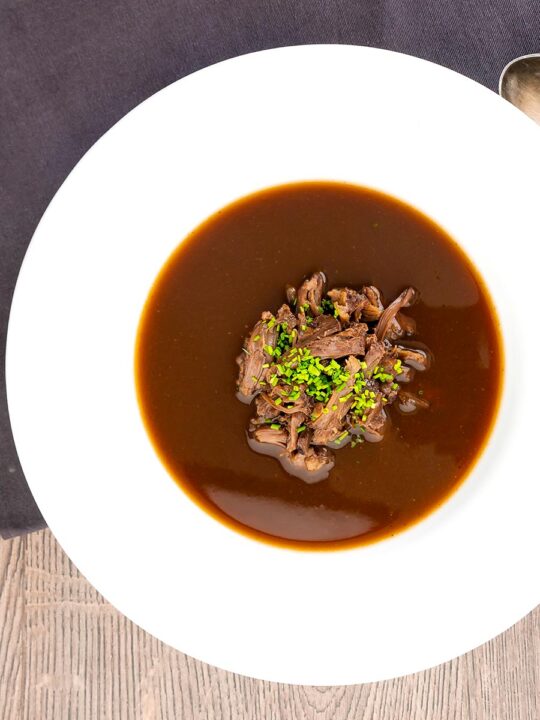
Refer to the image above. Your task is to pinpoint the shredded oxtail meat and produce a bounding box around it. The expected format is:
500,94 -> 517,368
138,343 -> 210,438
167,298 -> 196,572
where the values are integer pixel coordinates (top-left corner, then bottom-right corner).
236,272 -> 431,482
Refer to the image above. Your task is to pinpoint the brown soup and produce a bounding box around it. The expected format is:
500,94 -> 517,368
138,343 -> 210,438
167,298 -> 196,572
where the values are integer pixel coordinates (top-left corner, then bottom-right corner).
135,182 -> 503,550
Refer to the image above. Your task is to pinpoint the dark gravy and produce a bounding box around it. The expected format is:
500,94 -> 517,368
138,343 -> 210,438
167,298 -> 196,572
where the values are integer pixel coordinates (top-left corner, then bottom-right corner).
136,182 -> 503,550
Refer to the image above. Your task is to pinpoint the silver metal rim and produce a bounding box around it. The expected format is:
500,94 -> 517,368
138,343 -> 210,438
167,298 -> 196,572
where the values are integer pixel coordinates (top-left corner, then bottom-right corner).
499,52 -> 540,96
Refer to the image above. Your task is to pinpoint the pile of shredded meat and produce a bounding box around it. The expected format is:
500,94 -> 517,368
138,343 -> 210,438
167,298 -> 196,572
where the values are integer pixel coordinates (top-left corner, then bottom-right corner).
236,272 -> 431,482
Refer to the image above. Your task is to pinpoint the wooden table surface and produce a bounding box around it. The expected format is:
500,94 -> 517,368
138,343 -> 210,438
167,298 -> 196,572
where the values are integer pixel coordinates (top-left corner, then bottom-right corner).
0,530 -> 538,720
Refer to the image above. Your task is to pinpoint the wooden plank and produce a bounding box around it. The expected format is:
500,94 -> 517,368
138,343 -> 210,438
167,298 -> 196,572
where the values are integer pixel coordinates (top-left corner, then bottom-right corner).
0,529 -> 537,719
0,536 -> 24,720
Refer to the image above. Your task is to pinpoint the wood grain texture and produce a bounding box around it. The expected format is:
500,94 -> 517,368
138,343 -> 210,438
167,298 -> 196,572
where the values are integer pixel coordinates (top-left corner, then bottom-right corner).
0,530 -> 538,720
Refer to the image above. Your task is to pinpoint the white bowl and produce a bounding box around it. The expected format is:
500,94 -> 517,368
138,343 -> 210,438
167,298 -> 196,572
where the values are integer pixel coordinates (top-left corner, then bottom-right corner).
6,45 -> 540,685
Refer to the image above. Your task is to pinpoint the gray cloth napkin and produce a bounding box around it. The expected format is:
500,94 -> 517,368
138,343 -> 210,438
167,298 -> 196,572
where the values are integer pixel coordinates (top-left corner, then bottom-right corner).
1,0 -> 538,537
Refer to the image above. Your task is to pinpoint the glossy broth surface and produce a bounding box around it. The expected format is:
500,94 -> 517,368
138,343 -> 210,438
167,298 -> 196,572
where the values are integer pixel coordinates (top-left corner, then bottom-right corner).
136,182 -> 502,550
